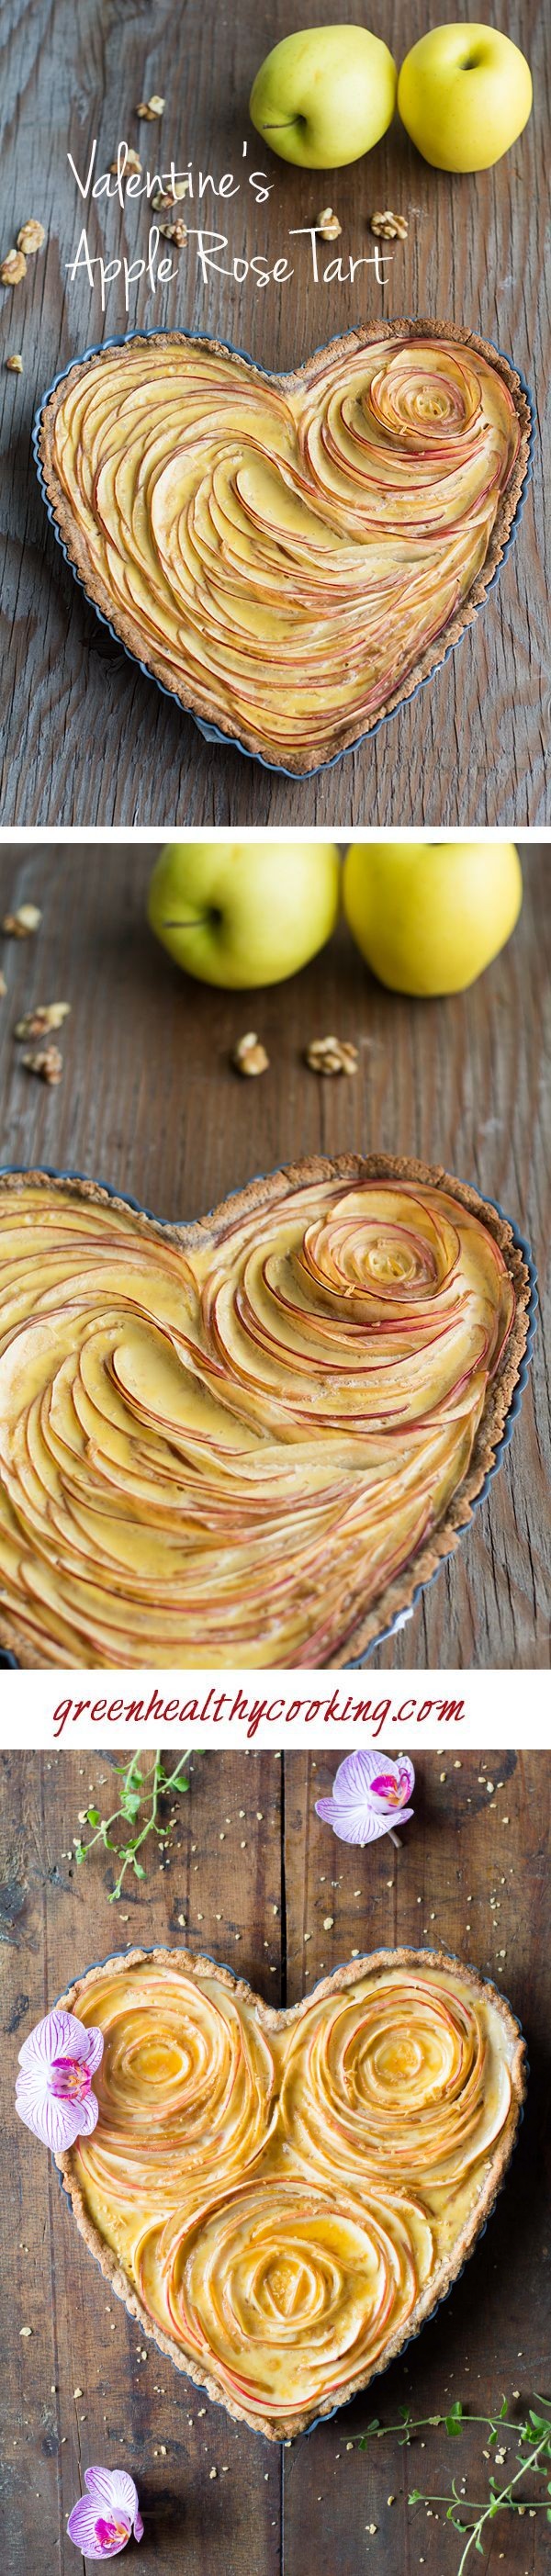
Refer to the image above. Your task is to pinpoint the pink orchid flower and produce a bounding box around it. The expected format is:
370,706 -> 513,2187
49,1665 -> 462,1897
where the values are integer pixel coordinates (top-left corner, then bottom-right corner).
67,2468 -> 143,2560
315,1749 -> 415,1846
16,2008 -> 103,2153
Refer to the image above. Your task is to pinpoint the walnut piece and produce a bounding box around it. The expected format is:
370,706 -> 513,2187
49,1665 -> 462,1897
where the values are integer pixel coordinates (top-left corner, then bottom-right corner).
1,248 -> 27,286
159,219 -> 187,246
6,354 -> 23,373
17,219 -> 46,254
2,904 -> 41,937
15,1003 -> 71,1041
232,1032 -> 269,1077
317,207 -> 342,241
22,1045 -> 63,1085
305,1035 -> 359,1076
370,209 -> 408,241
136,96 -> 165,118
110,148 -> 142,177
152,179 -> 189,211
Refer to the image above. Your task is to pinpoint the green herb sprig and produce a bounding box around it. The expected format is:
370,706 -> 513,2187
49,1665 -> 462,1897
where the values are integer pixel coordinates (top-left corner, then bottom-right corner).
354,2394 -> 551,2573
73,1750 -> 191,1901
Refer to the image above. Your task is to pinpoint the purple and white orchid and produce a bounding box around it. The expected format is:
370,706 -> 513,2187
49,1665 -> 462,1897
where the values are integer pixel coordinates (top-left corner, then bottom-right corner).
67,2468 -> 143,2560
16,2008 -> 104,2153
315,1749 -> 415,1846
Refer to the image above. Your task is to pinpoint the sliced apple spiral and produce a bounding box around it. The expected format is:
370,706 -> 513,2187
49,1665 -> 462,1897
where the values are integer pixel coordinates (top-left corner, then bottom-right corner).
283,1970 -> 512,2190
134,2177 -> 433,2427
40,329 -> 525,771
62,1951 -> 524,2435
75,1963 -> 276,2210
0,1173 -> 520,1666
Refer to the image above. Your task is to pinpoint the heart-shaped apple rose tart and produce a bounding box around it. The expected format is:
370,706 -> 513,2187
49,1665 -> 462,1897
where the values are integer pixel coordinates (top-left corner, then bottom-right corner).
37,321 -> 532,773
0,1157 -> 532,1668
56,1947 -> 526,2436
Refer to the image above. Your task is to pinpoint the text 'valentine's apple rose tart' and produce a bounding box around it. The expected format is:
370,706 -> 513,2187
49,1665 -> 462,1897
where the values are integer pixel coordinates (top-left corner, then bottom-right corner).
37,322 -> 532,772
55,1947 -> 526,2437
0,1157 -> 531,1668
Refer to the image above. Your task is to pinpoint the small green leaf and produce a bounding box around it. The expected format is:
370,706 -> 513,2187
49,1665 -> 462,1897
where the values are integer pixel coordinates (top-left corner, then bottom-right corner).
86,1806 -> 101,1826
133,1861 -> 146,1879
408,2491 -> 422,2504
445,2415 -> 463,2436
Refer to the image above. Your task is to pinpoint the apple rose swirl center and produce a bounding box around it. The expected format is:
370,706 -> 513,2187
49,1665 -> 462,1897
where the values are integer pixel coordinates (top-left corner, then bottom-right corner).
366,350 -> 485,458
296,1189 -> 456,1311
283,1976 -> 512,2189
134,2180 -> 433,2422
207,1186 -> 512,1436
75,1968 -> 276,2208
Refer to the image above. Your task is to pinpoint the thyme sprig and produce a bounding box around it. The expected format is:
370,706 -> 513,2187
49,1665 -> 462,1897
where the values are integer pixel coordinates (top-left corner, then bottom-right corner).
73,1750 -> 191,1901
354,2394 -> 551,2573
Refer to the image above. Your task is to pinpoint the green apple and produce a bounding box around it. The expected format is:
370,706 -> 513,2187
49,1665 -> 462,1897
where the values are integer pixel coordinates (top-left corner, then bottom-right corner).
343,842 -> 523,995
147,838 -> 341,988
398,23 -> 532,172
249,25 -> 397,170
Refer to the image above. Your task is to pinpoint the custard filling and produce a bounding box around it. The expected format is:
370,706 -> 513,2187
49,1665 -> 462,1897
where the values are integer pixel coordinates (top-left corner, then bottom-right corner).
67,1956 -> 518,2429
0,1175 -> 517,1666
44,334 -> 523,768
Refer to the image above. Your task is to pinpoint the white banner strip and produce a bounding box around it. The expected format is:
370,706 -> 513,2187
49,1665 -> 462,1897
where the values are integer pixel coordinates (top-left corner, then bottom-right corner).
1,1667 -> 549,1749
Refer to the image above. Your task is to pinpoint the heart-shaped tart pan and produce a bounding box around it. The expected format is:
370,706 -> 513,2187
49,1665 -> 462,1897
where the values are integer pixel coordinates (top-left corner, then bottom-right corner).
54,1943 -> 526,2438
0,1156 -> 535,1670
35,321 -> 534,778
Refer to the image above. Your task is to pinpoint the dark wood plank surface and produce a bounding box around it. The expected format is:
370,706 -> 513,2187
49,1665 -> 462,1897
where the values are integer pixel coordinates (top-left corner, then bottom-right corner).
0,838 -> 548,1667
1,1747 -> 550,2576
0,0 -> 549,827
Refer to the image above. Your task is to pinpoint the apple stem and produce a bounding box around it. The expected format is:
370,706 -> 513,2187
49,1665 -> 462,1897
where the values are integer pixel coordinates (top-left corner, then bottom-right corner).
162,916 -> 210,929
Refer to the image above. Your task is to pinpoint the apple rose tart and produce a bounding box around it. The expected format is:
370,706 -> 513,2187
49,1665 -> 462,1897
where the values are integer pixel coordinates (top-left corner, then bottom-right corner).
56,1947 -> 526,2437
37,322 -> 532,773
0,1159 -> 531,1668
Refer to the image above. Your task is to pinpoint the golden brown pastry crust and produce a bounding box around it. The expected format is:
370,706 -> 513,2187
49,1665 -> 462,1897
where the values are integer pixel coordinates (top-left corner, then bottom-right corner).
0,1154 -> 532,1670
54,1942 -> 526,2440
38,321 -> 533,774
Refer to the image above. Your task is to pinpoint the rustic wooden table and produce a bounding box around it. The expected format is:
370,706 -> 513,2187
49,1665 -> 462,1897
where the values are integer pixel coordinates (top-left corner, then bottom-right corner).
0,838 -> 548,1668
0,0 -> 548,828
2,1747 -> 550,2576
